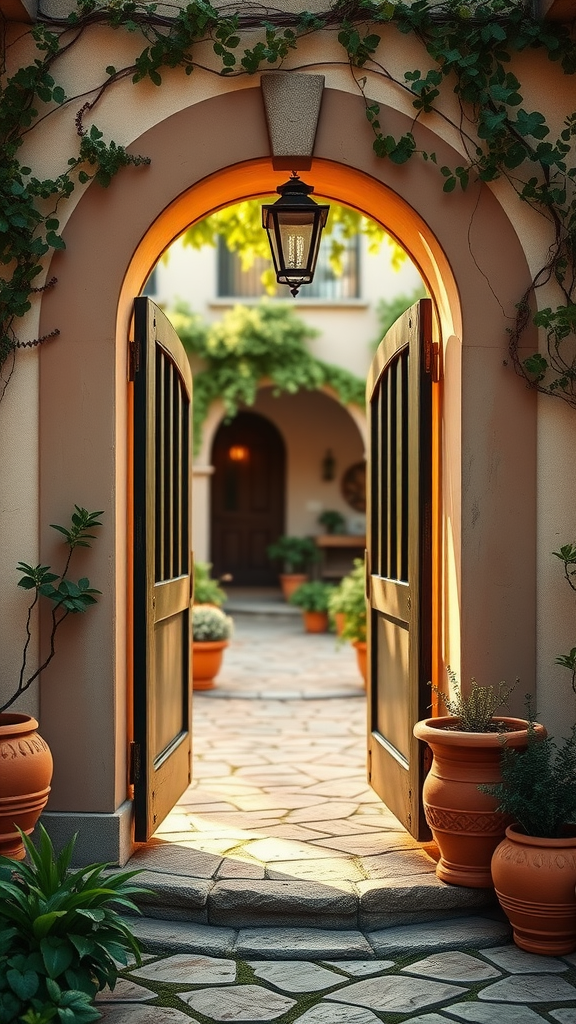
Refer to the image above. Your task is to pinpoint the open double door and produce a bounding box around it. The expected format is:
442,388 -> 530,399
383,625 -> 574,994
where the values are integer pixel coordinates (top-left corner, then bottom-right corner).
131,296 -> 435,843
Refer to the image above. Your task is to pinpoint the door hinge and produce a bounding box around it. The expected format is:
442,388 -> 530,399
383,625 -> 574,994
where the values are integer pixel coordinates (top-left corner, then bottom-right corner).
128,339 -> 140,381
367,746 -> 372,783
129,741 -> 141,784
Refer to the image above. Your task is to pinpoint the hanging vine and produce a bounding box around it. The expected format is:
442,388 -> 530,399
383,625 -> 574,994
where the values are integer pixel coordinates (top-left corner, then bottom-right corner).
1,0 -> 575,401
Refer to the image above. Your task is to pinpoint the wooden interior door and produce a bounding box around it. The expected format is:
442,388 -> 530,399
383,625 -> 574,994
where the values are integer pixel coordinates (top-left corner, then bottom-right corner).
132,296 -> 193,842
366,298 -> 435,840
211,411 -> 285,586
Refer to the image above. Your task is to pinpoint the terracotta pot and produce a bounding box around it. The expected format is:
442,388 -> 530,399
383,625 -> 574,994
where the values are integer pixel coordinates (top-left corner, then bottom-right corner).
0,713 -> 53,860
492,824 -> 576,955
353,640 -> 367,684
192,639 -> 228,690
413,716 -> 545,888
279,573 -> 308,600
302,610 -> 329,633
334,612 -> 346,636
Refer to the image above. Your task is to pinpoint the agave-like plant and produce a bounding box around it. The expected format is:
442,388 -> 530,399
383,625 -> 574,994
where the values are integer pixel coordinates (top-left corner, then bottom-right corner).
0,825 -> 148,1024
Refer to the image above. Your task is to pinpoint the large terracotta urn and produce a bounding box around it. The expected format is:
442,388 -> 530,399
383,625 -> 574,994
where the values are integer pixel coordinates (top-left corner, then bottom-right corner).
491,824 -> 576,955
192,640 -> 228,690
413,716 -> 544,888
0,713 -> 53,860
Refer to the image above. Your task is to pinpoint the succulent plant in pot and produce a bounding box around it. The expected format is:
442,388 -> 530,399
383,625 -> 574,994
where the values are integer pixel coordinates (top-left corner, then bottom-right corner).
413,669 -> 544,888
192,605 -> 233,690
288,581 -> 336,633
483,713 -> 576,955
266,535 -> 321,600
0,506 -> 103,861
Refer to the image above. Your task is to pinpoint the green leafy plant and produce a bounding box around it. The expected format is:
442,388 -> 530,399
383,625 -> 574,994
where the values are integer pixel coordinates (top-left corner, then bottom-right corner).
193,561 -> 227,607
0,825 -> 147,1024
288,580 -> 336,613
266,535 -> 321,574
329,558 -> 367,643
192,605 -> 233,642
1,507 -> 103,714
554,543 -> 576,693
318,510 -> 346,535
481,713 -> 576,838
430,667 -> 516,732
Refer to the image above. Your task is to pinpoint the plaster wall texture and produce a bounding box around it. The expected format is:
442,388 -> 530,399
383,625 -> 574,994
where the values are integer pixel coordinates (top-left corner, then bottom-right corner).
0,13 -> 573,848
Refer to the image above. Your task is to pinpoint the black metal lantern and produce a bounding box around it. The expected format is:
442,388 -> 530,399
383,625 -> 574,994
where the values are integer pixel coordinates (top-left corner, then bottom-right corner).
262,174 -> 330,297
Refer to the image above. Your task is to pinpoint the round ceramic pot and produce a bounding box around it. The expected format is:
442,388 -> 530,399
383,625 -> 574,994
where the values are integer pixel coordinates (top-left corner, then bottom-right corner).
303,611 -> 329,633
279,574 -> 308,600
413,716 -> 545,887
192,639 -> 228,690
0,713 -> 53,860
492,824 -> 576,955
353,640 -> 367,685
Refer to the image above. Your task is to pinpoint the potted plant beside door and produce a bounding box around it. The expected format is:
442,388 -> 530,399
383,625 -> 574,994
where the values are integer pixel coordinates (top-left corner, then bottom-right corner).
0,507 -> 103,860
192,605 -> 233,690
266,535 -> 321,600
413,670 -> 544,888
288,580 -> 336,633
331,559 -> 367,682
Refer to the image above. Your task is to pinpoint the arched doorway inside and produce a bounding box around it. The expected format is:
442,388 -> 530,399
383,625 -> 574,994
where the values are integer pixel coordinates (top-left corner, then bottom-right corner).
211,411 -> 286,586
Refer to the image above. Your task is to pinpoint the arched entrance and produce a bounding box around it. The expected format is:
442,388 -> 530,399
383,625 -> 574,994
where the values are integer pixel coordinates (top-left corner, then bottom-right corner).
37,87 -> 537,863
211,411 -> 286,586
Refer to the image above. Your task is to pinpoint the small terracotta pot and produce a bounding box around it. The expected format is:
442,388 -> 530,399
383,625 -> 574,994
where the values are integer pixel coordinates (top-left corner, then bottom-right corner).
413,716 -> 545,888
334,612 -> 346,636
279,573 -> 308,600
192,640 -> 228,690
0,713 -> 53,860
302,610 -> 329,633
353,640 -> 367,684
492,824 -> 576,955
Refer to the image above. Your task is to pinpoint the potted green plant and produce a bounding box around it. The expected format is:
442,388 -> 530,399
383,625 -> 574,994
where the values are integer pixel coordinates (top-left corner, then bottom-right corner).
329,559 -> 367,680
288,581 -> 336,633
485,715 -> 576,955
0,824 -> 147,1021
192,605 -> 233,690
0,506 -> 103,861
318,509 -> 346,535
413,670 -> 543,888
193,561 -> 227,607
266,535 -> 320,600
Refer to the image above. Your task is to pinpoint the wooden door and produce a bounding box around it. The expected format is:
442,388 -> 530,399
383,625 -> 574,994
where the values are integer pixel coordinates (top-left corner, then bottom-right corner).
132,296 -> 193,842
366,299 -> 435,840
211,411 -> 285,586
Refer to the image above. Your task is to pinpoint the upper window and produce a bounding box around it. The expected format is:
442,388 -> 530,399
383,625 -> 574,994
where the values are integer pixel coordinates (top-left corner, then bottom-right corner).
217,231 -> 360,300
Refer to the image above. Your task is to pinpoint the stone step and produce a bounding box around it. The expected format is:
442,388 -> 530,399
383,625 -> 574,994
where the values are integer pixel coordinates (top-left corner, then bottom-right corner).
126,868 -> 496,933
125,914 -> 512,961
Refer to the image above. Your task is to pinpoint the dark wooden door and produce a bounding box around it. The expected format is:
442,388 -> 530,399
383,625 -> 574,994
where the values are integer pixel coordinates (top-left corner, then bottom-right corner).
366,299 -> 435,840
211,411 -> 285,586
132,296 -> 193,842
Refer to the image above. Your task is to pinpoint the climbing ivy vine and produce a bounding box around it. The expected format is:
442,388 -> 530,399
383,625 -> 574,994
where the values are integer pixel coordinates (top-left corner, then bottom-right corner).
1,0 -> 575,402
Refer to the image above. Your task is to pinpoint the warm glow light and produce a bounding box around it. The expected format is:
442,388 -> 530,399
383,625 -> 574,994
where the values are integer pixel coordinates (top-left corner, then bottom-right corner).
229,445 -> 249,462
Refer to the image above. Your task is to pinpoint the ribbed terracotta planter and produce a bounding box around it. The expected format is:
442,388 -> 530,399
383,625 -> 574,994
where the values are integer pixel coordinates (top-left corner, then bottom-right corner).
192,640 -> 228,690
302,610 -> 329,633
353,640 -> 367,685
492,824 -> 576,955
413,716 -> 545,887
279,573 -> 308,600
0,713 -> 53,860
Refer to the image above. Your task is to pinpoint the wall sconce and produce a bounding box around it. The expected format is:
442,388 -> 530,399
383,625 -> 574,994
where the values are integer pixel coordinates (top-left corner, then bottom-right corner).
321,448 -> 336,481
262,173 -> 330,297
229,445 -> 249,462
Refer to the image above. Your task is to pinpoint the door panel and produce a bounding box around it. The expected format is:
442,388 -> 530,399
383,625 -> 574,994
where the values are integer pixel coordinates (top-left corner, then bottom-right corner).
133,296 -> 193,843
366,299 -> 434,840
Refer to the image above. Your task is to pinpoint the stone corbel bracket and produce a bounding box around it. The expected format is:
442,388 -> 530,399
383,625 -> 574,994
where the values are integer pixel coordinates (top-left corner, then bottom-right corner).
261,72 -> 325,172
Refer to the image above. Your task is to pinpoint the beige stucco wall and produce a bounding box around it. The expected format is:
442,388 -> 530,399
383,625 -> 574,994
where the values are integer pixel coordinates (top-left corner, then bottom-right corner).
1,9 -> 574,856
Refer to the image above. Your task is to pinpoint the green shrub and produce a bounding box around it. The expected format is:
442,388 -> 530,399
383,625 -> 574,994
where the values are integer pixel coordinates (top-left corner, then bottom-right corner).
192,605 -> 233,642
318,510 -> 346,535
0,826 -> 146,1024
193,561 -> 227,607
266,536 -> 320,574
288,581 -> 336,613
329,558 -> 366,643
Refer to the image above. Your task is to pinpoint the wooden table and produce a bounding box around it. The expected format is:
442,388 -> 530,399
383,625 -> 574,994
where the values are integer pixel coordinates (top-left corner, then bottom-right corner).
315,534 -> 366,580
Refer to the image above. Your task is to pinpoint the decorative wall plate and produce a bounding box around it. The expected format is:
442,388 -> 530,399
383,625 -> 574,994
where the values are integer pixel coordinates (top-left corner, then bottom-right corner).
341,461 -> 366,513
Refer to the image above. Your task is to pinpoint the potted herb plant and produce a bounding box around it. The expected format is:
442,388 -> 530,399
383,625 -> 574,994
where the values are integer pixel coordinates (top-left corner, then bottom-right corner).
413,670 -> 544,888
484,715 -> 576,955
193,560 -> 227,607
318,509 -> 346,535
266,535 -> 320,600
0,506 -> 103,861
288,581 -> 336,633
192,605 -> 233,690
330,559 -> 367,680
0,825 -> 147,1021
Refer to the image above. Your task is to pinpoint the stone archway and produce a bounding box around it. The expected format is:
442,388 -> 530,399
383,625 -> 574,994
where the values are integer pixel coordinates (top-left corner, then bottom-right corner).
38,86 -> 536,864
